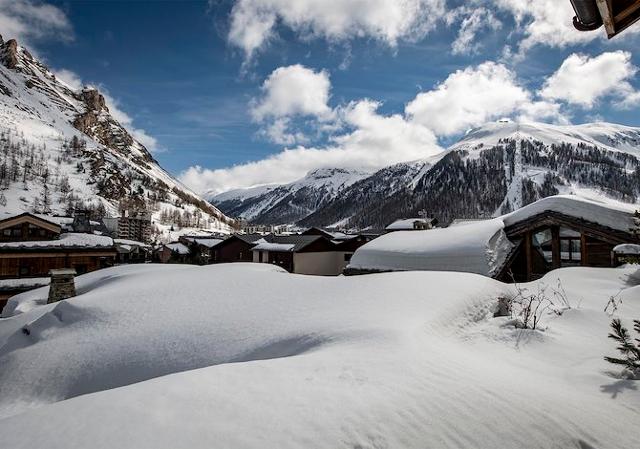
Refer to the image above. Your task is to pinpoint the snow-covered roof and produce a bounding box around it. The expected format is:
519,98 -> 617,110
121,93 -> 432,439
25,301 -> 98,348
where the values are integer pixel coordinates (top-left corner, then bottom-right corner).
165,242 -> 190,255
114,238 -> 150,248
503,195 -> 636,233
386,218 -> 434,231
182,237 -> 224,248
0,233 -> 114,250
349,218 -> 513,277
613,244 -> 640,255
253,242 -> 296,252
0,277 -> 49,290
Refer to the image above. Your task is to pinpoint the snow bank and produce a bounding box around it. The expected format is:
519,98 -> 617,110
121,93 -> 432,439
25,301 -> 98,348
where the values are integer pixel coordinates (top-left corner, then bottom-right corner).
349,218 -> 513,276
0,263 -> 638,448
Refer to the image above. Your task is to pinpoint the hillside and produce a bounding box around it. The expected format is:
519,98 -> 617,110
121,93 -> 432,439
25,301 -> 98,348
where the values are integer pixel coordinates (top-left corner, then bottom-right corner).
0,35 -> 235,237
1,263 -> 639,448
261,120 -> 640,229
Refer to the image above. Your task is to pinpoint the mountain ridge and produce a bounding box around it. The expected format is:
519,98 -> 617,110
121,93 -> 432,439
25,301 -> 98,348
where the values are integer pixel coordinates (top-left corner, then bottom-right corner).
212,120 -> 640,229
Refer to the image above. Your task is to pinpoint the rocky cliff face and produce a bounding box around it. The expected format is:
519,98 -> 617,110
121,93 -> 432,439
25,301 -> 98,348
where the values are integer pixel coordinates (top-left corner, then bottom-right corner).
0,36 -> 235,236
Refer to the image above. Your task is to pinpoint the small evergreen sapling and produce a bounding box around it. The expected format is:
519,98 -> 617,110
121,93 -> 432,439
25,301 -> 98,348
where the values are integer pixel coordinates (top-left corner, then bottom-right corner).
604,318 -> 640,379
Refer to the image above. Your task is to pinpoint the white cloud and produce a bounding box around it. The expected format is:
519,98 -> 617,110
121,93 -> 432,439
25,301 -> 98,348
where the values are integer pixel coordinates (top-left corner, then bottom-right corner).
494,0 -> 601,54
540,51 -> 640,109
250,64 -> 333,145
251,64 -> 332,121
447,6 -> 501,55
405,62 -> 531,136
228,0 -> 446,60
180,99 -> 442,194
0,0 -> 72,46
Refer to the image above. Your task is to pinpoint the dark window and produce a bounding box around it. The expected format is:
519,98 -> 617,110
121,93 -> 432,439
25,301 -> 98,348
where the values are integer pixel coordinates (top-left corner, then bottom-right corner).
19,265 -> 30,276
344,253 -> 352,262
74,264 -> 88,275
3,229 -> 10,236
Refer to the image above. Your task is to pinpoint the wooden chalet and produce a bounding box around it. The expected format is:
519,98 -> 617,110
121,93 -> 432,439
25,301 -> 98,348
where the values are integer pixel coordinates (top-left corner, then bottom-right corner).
252,235 -> 340,275
0,212 -> 117,311
155,242 -> 191,264
209,234 -> 264,264
496,201 -> 640,282
178,236 -> 225,265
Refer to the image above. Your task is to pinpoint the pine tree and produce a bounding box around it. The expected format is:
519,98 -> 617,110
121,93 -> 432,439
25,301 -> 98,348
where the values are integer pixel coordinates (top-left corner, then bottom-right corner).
0,192 -> 6,207
604,318 -> 640,378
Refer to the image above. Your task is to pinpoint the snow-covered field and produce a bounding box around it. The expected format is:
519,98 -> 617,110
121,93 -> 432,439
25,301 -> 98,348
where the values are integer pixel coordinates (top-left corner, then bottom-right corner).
0,263 -> 639,448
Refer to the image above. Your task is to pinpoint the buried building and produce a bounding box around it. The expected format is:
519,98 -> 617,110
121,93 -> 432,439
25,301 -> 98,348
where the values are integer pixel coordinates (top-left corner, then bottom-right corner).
346,195 -> 640,281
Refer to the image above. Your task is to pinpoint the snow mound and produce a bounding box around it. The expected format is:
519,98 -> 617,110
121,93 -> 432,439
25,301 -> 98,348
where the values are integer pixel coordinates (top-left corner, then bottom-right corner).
350,218 -> 513,276
0,264 -> 639,448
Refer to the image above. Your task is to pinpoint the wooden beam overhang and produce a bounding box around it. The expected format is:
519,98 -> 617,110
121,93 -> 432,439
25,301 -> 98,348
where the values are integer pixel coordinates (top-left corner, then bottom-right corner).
596,0 -> 640,38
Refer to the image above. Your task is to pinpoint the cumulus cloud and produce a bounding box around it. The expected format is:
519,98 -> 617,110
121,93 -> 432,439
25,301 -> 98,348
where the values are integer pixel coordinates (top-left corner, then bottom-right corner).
0,0 -> 72,46
227,0 -> 446,61
251,64 -> 333,121
540,51 -> 640,109
406,62 -> 532,136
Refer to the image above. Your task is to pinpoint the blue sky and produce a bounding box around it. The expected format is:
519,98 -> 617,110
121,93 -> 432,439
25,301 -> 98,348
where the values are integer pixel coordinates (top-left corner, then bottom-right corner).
3,0 -> 640,193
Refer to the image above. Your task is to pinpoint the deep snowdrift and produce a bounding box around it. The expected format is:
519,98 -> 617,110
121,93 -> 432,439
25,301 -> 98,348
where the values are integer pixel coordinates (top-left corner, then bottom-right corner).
0,263 -> 639,448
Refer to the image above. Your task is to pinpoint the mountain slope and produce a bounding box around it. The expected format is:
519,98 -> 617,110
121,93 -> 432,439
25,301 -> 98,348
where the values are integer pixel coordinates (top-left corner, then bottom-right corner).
0,35 -> 235,237
211,167 -> 370,224
290,120 -> 640,229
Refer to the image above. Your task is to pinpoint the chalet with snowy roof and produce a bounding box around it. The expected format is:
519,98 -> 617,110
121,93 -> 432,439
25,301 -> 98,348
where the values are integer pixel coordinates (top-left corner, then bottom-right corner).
155,242 -> 191,264
252,235 -> 341,275
346,196 -> 640,281
178,235 -> 225,265
301,227 -> 379,267
114,238 -> 151,264
0,212 -> 117,311
207,234 -> 265,264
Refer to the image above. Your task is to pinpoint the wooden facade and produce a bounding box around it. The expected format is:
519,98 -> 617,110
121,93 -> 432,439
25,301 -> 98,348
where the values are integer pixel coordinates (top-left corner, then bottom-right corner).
0,213 -> 117,312
497,210 -> 639,282
210,235 -> 263,264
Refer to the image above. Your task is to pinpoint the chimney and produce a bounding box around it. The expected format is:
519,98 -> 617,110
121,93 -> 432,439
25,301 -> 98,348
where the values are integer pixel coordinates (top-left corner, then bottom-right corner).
48,269 -> 77,304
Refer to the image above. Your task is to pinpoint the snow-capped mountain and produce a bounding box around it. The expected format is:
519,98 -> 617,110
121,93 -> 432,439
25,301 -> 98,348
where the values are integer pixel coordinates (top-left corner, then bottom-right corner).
0,35 -> 235,237
211,167 -> 370,224
218,120 -> 640,230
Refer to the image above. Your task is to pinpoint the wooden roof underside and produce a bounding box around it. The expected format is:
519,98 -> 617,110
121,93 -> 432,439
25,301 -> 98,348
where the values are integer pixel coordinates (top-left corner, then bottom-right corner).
597,0 -> 640,38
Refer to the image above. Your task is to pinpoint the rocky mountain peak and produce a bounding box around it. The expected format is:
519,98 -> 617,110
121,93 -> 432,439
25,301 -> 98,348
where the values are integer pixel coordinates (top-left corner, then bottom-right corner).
80,88 -> 107,112
0,38 -> 19,70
